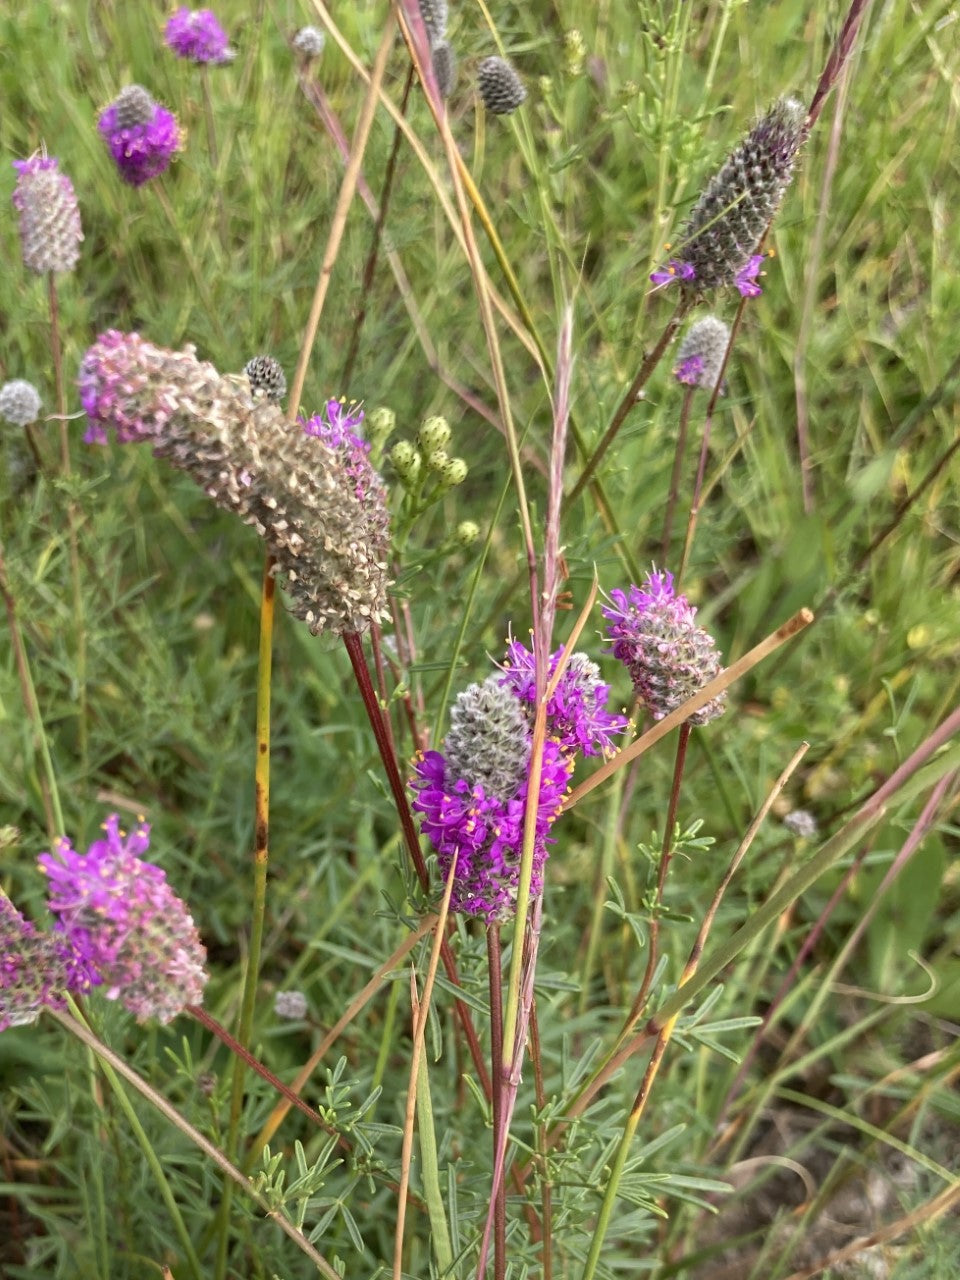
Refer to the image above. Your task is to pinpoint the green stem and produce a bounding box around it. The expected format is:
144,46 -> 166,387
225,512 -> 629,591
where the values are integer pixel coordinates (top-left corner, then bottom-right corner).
416,1041 -> 454,1275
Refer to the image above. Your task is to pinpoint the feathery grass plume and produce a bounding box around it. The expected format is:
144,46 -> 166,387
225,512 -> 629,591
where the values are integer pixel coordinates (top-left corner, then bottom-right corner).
292,26 -> 325,58
164,6 -> 234,63
417,0 -> 448,41
0,893 -> 94,1031
11,155 -> 83,274
97,86 -> 182,188
432,40 -> 457,98
244,354 -> 287,403
274,990 -> 308,1020
79,332 -> 391,635
603,569 -> 727,725
477,56 -> 527,115
0,379 -> 42,426
39,814 -> 207,1024
651,97 -> 807,295
674,315 -> 731,390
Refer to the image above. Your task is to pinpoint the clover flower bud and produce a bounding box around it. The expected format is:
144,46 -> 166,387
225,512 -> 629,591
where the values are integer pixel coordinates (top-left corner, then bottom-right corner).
674,316 -> 731,390
274,990 -> 309,1020
432,40 -> 457,98
39,815 -> 207,1024
477,57 -> 526,115
11,155 -> 83,275
165,7 -> 234,63
456,520 -> 480,547
418,415 -> 451,455
293,26 -> 325,58
651,97 -> 807,295
390,439 -> 421,485
603,569 -> 726,725
244,354 -> 287,403
98,86 -> 182,187
417,0 -> 448,41
0,379 -> 42,427
438,456 -> 468,487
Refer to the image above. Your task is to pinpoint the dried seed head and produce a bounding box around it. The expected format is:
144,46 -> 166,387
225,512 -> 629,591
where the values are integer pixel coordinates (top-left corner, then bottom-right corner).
11,154 -> 83,275
79,332 -> 392,636
477,56 -> 526,115
432,40 -> 457,98
244,354 -> 287,403
0,379 -> 42,426
674,316 -> 731,390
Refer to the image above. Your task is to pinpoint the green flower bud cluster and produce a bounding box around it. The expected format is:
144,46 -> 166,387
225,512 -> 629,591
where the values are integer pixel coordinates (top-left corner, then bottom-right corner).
390,414 -> 468,494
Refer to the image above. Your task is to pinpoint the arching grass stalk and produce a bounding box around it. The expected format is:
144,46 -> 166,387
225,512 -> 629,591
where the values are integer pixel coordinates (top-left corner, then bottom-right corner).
579,742 -> 809,1280
51,1005 -> 341,1280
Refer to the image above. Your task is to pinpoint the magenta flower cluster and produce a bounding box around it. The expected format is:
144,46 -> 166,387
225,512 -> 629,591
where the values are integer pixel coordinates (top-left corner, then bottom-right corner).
98,86 -> 182,187
411,642 -> 624,923
164,7 -> 233,63
1,815 -> 207,1032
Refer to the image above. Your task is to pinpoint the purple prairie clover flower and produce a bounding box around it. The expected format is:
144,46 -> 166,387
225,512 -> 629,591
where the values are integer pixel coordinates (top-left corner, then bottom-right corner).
411,740 -> 572,923
603,569 -> 727,726
499,639 -> 626,758
0,892 -> 95,1032
79,332 -> 391,634
11,154 -> 83,274
674,316 -> 731,391
650,97 -> 807,294
98,86 -> 182,188
164,7 -> 234,63
39,814 -> 208,1024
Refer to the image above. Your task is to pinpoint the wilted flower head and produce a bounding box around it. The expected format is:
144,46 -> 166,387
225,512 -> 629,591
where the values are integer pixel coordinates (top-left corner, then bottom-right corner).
651,97 -> 807,295
477,57 -> 526,115
98,86 -> 182,187
0,379 -> 42,426
674,316 -> 731,390
499,640 -> 626,758
274,989 -> 309,1020
164,7 -> 234,63
0,893 -> 94,1032
244,354 -> 286,403
39,814 -> 207,1024
11,154 -> 83,275
292,26 -> 325,58
79,332 -> 391,635
603,569 -> 726,725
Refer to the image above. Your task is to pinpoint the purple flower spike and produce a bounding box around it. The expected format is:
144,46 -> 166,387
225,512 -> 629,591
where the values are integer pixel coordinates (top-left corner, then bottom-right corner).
98,86 -> 182,188
0,893 -> 95,1032
11,154 -> 83,274
650,260 -> 696,289
499,640 -> 626,758
165,7 -> 234,63
735,254 -> 765,297
603,569 -> 727,726
39,814 -> 208,1024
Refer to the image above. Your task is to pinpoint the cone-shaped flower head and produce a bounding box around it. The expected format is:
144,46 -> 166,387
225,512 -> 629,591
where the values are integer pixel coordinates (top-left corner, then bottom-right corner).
499,640 -> 627,758
165,7 -> 234,62
444,676 -> 532,802
432,40 -> 457,99
651,97 -> 807,295
39,814 -> 207,1024
11,155 -> 83,275
603,570 -> 726,725
0,893 -> 94,1031
293,26 -> 325,58
417,0 -> 448,41
79,332 -> 391,635
0,379 -> 42,426
674,316 -> 731,390
244,354 -> 286,403
98,86 -> 182,187
477,57 -> 526,115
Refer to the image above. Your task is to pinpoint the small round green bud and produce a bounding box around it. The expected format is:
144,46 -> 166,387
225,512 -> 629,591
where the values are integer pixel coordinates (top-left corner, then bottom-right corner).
366,405 -> 396,441
418,415 -> 451,455
456,520 -> 480,546
390,439 -> 422,484
424,447 -> 450,474
439,457 -> 468,487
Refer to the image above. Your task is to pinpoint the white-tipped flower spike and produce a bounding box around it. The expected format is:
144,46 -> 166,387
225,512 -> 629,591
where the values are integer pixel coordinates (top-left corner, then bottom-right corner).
432,40 -> 457,99
11,155 -> 83,275
293,26 -> 325,58
417,0 -> 448,41
674,316 -> 731,391
652,97 -> 807,296
444,675 -> 531,801
477,57 -> 526,115
244,355 -> 287,403
0,380 -> 42,426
